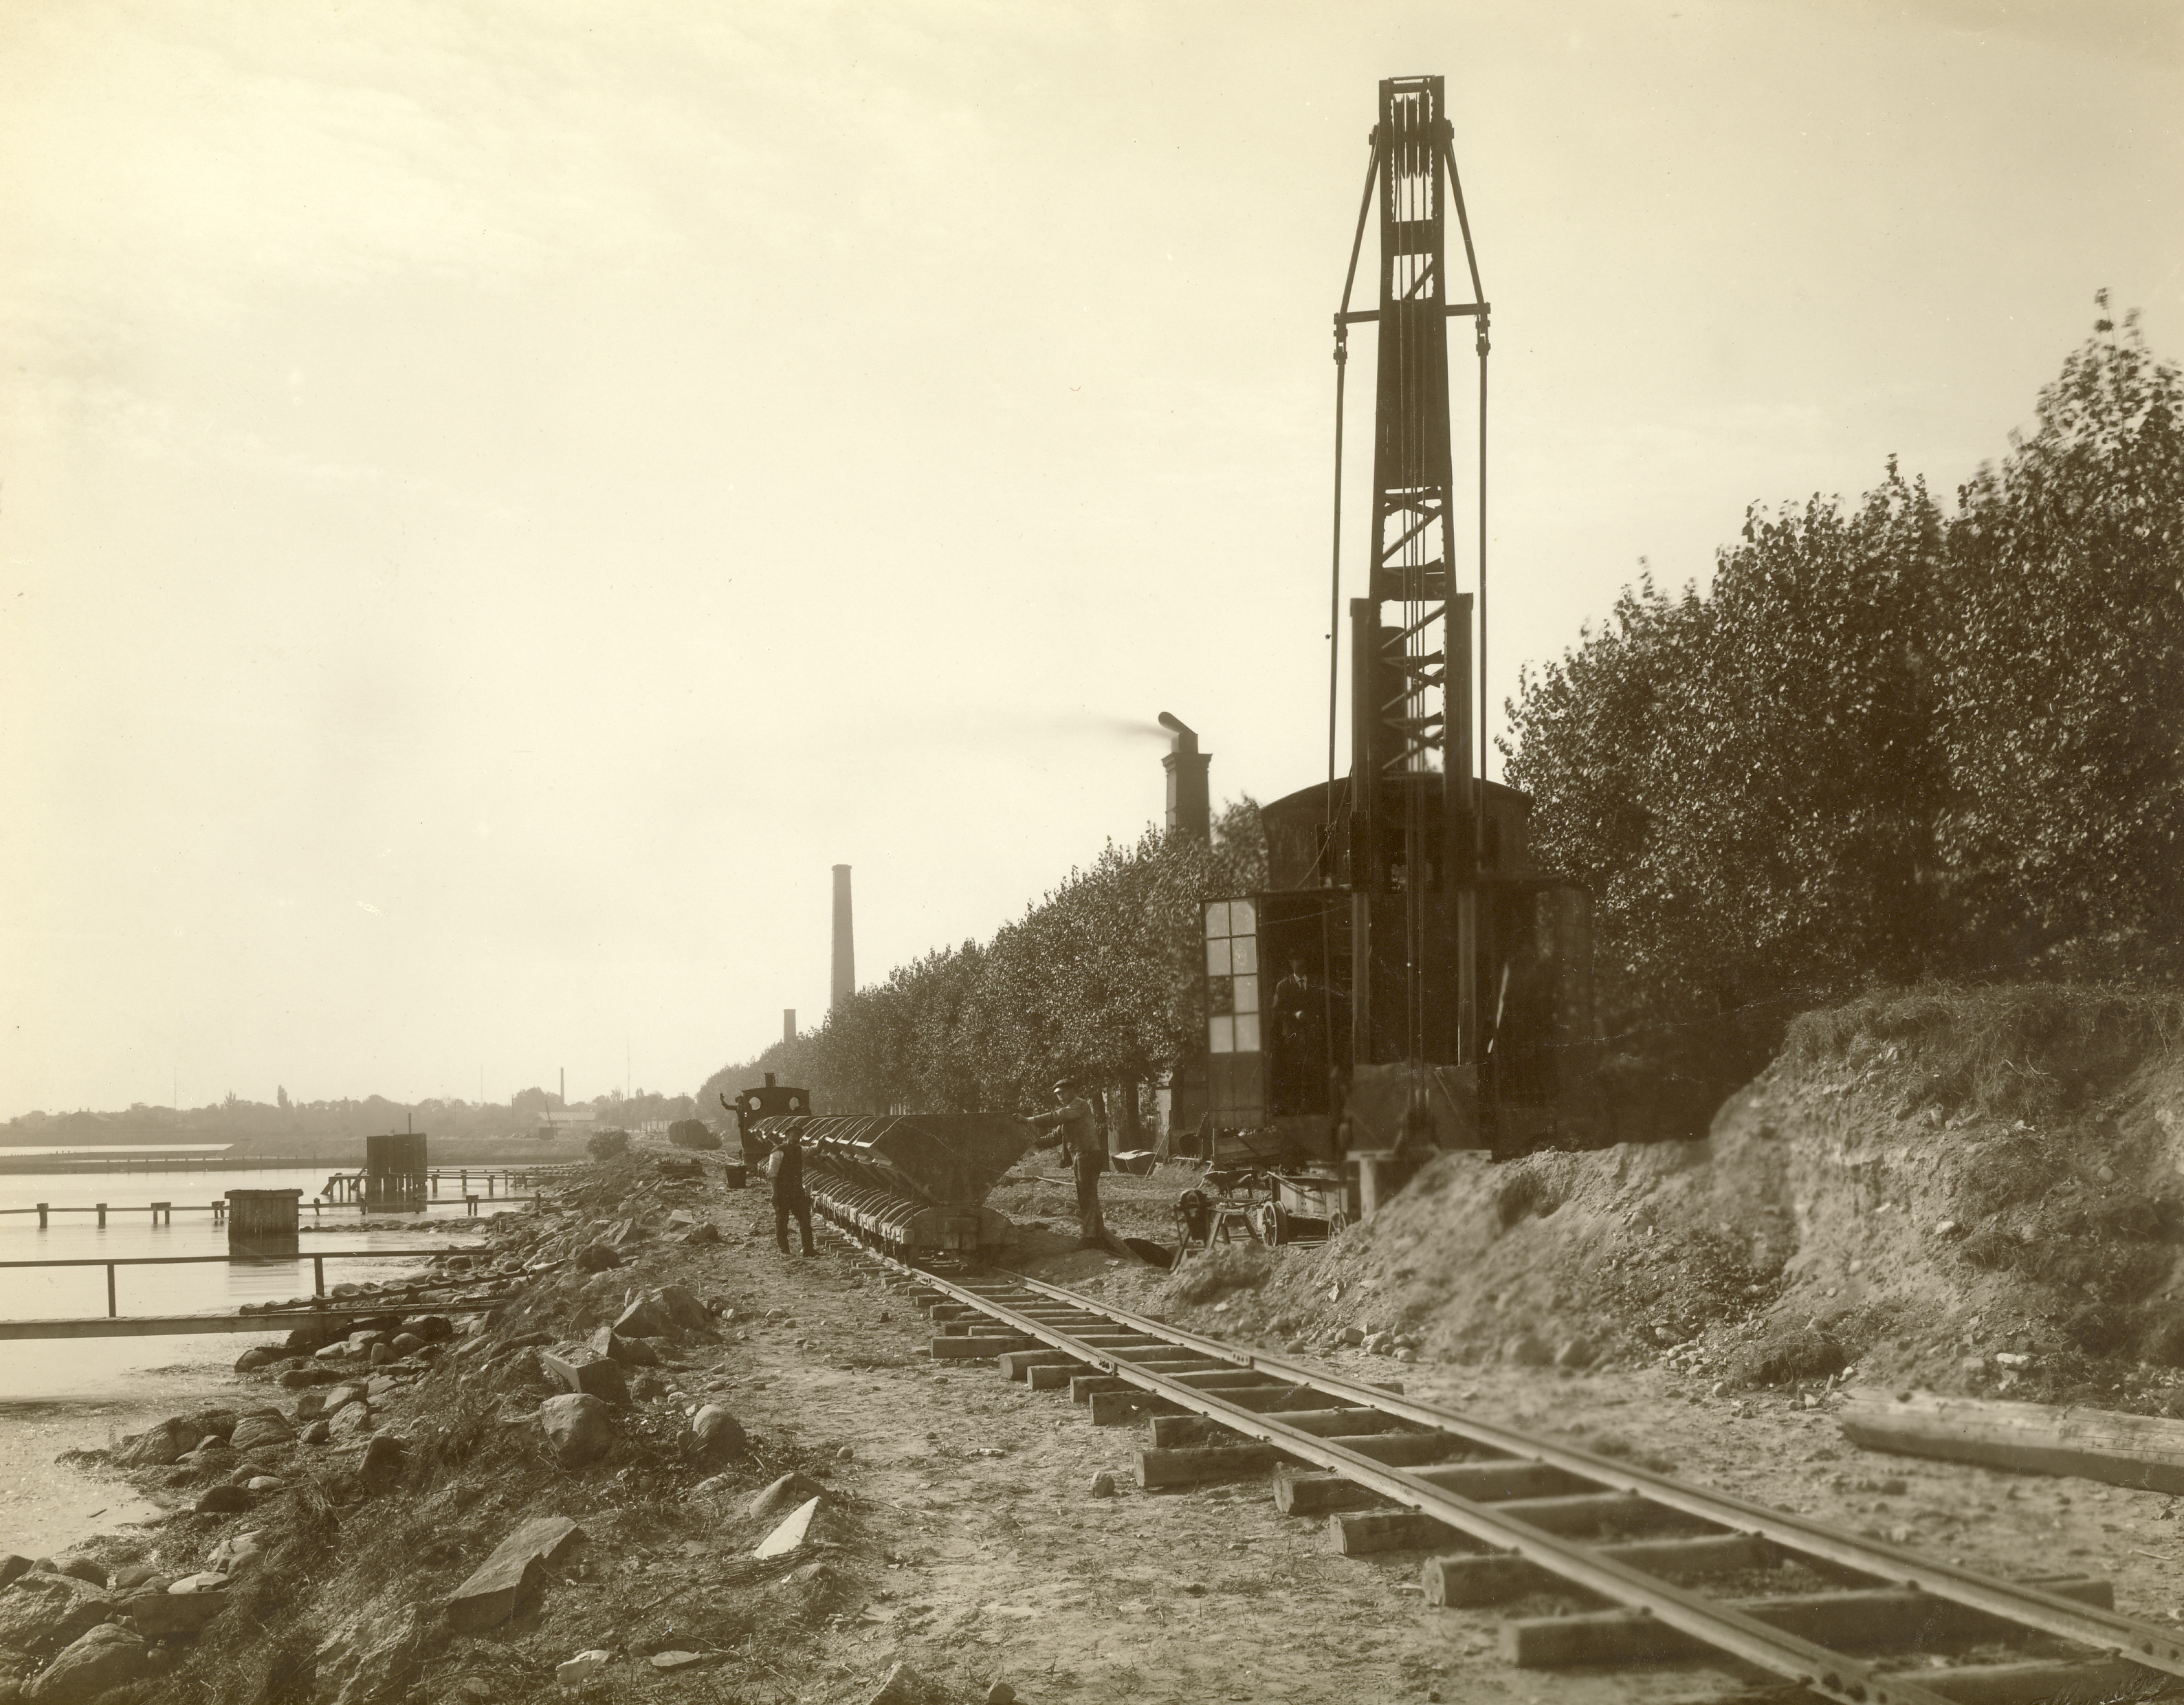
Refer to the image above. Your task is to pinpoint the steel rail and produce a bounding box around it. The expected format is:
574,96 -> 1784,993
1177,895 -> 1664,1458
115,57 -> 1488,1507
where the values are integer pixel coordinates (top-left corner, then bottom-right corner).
885,1257 -> 1961,1705
987,1267 -> 2184,1681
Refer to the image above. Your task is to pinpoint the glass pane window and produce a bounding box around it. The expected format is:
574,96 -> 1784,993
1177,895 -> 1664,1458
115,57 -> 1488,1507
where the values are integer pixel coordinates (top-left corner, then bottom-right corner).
1232,974 -> 1259,1015
1231,898 -> 1257,936
1208,1015 -> 1236,1054
1231,935 -> 1259,976
1234,1013 -> 1261,1053
1204,901 -> 1230,939
1205,937 -> 1233,977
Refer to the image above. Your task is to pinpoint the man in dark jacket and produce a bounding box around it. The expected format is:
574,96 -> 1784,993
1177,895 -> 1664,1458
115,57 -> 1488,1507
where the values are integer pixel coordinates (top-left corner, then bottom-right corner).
1028,1077 -> 1107,1248
769,1131 -> 816,1257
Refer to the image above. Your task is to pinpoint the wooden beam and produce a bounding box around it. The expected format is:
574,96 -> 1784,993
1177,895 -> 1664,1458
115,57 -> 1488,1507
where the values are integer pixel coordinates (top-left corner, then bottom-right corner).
1917,1658 -> 2166,1705
1327,1510 -> 1461,1554
1137,1441 -> 1303,1488
1425,1532 -> 1772,1607
928,1334 -> 1030,1359
1090,1389 -> 1183,1427
1149,1407 -> 1403,1448
1503,1577 -> 2113,1668
1840,1387 -> 2184,1494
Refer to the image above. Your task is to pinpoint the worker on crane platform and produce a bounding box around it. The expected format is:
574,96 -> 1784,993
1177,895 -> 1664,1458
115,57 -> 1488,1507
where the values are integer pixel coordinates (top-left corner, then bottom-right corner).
1028,1076 -> 1107,1248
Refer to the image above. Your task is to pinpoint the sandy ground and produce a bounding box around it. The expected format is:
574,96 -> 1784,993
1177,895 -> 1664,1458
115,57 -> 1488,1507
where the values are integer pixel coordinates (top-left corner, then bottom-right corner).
483,1181 -> 2184,1704
39,1156 -> 2184,1704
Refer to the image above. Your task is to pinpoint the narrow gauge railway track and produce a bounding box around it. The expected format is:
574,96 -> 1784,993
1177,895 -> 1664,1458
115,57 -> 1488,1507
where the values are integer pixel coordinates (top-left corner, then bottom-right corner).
835,1236 -> 2183,1705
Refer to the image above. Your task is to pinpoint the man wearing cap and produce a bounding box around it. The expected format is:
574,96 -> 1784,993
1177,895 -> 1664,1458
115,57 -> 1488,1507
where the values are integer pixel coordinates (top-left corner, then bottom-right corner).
1028,1077 -> 1107,1248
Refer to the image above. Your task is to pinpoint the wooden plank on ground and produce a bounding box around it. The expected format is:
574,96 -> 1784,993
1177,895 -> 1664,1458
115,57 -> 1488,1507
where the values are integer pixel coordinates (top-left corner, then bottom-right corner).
1327,1510 -> 1461,1554
1424,1532 -> 1770,1607
1503,1576 -> 2113,1668
1840,1387 -> 2184,1494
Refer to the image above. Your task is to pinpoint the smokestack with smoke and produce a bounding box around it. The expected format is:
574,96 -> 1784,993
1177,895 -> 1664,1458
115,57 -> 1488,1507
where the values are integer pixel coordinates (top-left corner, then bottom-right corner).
1158,713 -> 1211,844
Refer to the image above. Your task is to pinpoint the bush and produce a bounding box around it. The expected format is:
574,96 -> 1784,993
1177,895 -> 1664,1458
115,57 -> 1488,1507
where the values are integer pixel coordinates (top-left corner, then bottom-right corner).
586,1128 -> 630,1162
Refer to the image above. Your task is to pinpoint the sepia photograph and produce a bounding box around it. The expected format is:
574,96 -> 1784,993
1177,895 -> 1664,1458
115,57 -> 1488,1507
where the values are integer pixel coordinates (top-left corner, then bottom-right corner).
1,2 -> 2181,1700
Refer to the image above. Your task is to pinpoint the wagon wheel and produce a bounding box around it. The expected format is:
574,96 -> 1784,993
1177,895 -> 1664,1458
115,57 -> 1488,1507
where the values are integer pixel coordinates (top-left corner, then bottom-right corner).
1261,1202 -> 1291,1246
1327,1209 -> 1349,1239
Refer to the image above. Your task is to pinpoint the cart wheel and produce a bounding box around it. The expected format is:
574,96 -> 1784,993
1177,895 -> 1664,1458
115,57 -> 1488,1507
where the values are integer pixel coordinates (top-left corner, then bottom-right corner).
1266,1202 -> 1290,1246
1327,1209 -> 1349,1238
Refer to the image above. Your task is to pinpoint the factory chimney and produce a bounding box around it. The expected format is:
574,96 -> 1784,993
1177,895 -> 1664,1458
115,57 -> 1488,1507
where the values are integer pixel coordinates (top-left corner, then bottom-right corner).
830,864 -> 854,1010
782,1009 -> 795,1046
1158,713 -> 1211,844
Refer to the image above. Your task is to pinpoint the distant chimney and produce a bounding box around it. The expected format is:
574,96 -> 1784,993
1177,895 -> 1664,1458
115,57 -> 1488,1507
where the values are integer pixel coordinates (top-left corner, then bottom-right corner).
782,1009 -> 795,1046
1158,712 -> 1211,843
831,864 -> 854,1009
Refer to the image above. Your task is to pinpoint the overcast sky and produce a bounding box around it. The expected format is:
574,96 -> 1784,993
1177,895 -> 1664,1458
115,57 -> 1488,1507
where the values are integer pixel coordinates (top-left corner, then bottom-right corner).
2,1 -> 2178,1119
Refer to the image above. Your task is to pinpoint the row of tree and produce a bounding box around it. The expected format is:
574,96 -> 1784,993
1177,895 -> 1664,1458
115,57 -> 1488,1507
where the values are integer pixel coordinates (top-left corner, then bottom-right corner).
1502,303 -> 2183,1066
699,802 -> 1267,1125
3,1088 -> 696,1141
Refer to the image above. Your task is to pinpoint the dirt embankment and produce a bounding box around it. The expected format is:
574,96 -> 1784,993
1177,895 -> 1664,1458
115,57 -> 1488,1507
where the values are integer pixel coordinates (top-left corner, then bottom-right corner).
1121,985 -> 2184,1414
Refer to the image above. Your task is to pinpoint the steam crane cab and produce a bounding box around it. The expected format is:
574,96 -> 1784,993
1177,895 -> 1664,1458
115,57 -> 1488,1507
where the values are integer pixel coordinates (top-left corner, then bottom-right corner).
723,1072 -> 810,1169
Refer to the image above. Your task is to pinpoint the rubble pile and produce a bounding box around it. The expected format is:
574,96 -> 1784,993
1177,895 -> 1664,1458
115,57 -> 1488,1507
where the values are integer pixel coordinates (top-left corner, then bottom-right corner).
1132,986 -> 2184,1416
0,1152 -> 868,1705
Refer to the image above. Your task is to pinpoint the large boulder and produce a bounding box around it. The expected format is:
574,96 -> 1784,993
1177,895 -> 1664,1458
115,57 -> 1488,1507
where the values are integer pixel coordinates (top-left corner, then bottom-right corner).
397,1315 -> 454,1344
113,1422 -> 189,1468
687,1406 -> 746,1464
25,1622 -> 148,1702
356,1434 -> 406,1495
612,1296 -> 672,1339
585,1328 -> 657,1369
229,1409 -> 294,1453
666,1119 -> 719,1151
572,1243 -> 621,1273
652,1286 -> 713,1335
118,1576 -> 227,1638
0,1554 -> 34,1588
538,1354 -> 627,1406
233,1345 -> 286,1374
538,1396 -> 613,1469
0,1574 -> 112,1657
283,1319 -> 344,1355
444,1517 -> 585,1634
327,1402 -> 374,1445
746,1472 -> 825,1523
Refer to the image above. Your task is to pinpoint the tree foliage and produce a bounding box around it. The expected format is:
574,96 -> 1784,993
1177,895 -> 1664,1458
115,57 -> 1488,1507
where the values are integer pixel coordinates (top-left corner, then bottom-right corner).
701,800 -> 1266,1116
1503,305 -> 2183,1049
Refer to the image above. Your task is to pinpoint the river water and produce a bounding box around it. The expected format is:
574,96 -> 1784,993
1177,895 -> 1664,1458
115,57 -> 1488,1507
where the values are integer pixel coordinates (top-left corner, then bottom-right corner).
0,1157 -> 514,1555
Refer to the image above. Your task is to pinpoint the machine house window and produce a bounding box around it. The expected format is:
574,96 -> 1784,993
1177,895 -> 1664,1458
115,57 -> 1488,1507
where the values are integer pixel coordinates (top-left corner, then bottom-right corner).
1204,899 -> 1261,1055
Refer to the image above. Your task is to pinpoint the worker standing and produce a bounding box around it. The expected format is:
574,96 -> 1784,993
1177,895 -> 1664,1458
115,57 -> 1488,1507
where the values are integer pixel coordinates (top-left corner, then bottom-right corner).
1028,1076 -> 1107,1248
768,1130 -> 816,1257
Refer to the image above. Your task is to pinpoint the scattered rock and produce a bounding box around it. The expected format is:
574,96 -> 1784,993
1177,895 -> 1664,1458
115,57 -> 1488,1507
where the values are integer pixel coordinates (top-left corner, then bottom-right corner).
586,1326 -> 659,1368
317,1602 -> 445,1705
229,1409 -> 295,1452
1501,1331 -> 1553,1367
369,1342 -> 397,1367
120,1576 -> 226,1638
391,1334 -> 425,1357
539,1395 -> 613,1468
357,1433 -> 406,1493
865,1660 -> 923,1705
653,1286 -> 713,1334
234,1345 -> 286,1373
572,1243 -> 621,1273
24,1622 -> 148,1702
0,1554 -> 32,1589
747,1472 -> 826,1521
0,1572 -> 113,1656
49,1559 -> 104,1590
1339,1326 -> 1365,1346
300,1419 -> 332,1445
613,1296 -> 672,1339
397,1315 -> 455,1343
1553,1336 -> 1598,1370
327,1402 -> 375,1445
681,1222 -> 722,1246
107,1566 -> 157,1592
244,1476 -> 285,1493
688,1405 -> 747,1464
1089,1471 -> 1116,1498
753,1497 -> 821,1558
539,1353 -> 628,1405
194,1484 -> 252,1515
986,1684 -> 1017,1705
556,1649 -> 612,1686
445,1517 -> 585,1634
